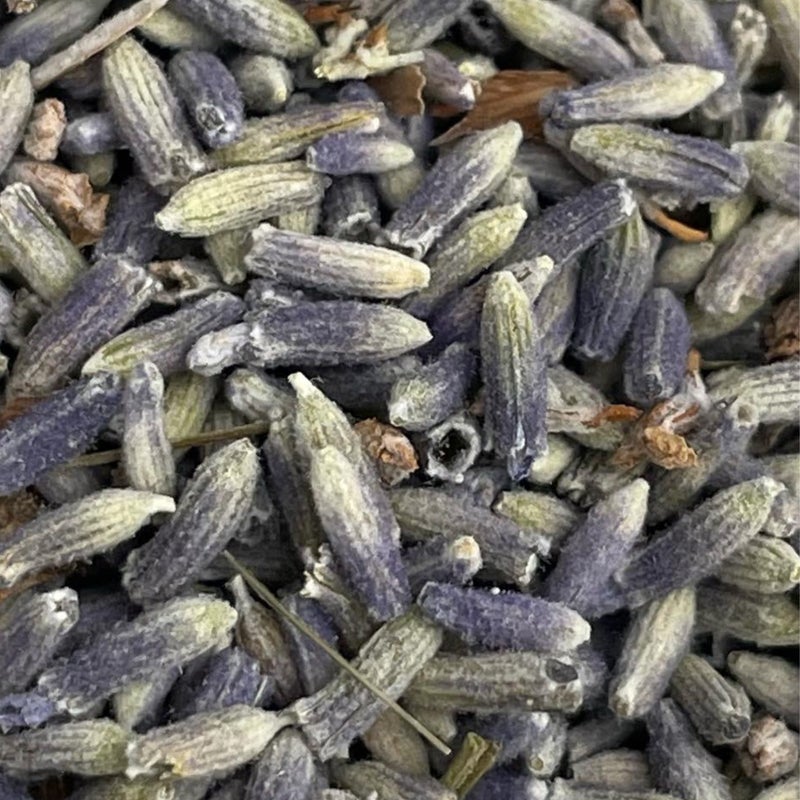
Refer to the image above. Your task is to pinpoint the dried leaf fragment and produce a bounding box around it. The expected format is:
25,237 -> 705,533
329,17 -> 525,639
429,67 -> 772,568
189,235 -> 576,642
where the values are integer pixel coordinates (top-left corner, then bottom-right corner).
23,99 -> 67,161
304,2 -> 357,26
4,160 -> 108,246
433,69 -> 575,144
585,404 -> 643,428
765,296 -> 799,361
354,418 -> 418,486
367,65 -> 426,116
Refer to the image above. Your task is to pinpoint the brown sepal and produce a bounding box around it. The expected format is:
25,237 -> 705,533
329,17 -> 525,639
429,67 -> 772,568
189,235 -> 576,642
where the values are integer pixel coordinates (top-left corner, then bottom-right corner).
432,69 -> 576,144
368,64 -> 426,116
354,418 -> 418,486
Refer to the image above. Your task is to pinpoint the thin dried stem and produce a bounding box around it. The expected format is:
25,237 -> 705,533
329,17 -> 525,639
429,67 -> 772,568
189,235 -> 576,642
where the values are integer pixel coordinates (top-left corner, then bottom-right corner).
68,421 -> 271,467
31,0 -> 171,89
224,551 -> 453,757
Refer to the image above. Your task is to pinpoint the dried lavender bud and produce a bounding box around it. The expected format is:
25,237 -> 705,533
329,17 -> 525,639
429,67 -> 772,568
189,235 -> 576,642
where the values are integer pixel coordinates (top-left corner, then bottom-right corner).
0,373 -> 123,497
569,125 -> 749,206
155,163 -> 328,237
245,728 -> 321,800
727,652 -> 799,730
121,361 -> 176,497
333,760 -> 457,800
499,179 -> 635,287
82,291 -> 245,377
0,588 -> 78,695
359,709 -> 429,778
0,719 -> 129,777
229,575 -> 302,705
379,0 -> 470,52
291,609 -> 442,760
278,594 -> 339,696
654,240 -> 716,295
759,0 -> 799,87
171,0 -> 317,59
135,3 -> 220,50
608,588 -> 695,719
543,480 -> 648,619
570,749 -> 654,792
646,699 -> 732,800
493,489 -> 581,552
171,647 -> 266,723
263,417 -> 325,559
307,131 -> 415,175
534,261 -> 580,364
68,775 -> 200,800
39,595 -> 236,717
731,141 -> 799,215
468,711 -> 547,767
387,345 -> 474,432
9,258 -> 160,398
224,367 -> 292,424
321,174 -> 381,242
470,770 -> 548,800
60,112 -> 123,156
390,487 -> 551,588
102,36 -> 208,195
623,288 -> 691,406
740,715 -> 799,784
706,361 -> 800,426
403,535 -> 483,596
0,182 -> 87,303
94,177 -> 166,263
618,478 -> 783,607
0,0 -> 111,68
669,654 -> 751,746
310,445 -> 410,621
112,668 -> 179,734
567,715 -> 638,765
648,0 -> 740,119
167,50 -> 244,150
699,209 -> 800,316
126,705 -> 288,780
123,440 -> 258,603
384,122 -> 523,258
419,582 -> 590,653
245,222 -> 428,300
697,584 -> 799,647
481,271 -> 547,479
716,535 -> 800,594
421,48 -> 476,111
214,102 -> 381,168
0,62 -> 34,174
405,650 -> 583,714
543,64 -> 724,126
572,206 -> 658,360
486,0 -> 633,78
230,54 -> 292,114
245,301 -> 431,368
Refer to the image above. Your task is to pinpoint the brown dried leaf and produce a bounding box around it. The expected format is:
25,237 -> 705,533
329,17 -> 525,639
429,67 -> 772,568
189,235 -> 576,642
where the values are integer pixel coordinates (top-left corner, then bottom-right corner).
641,426 -> 698,469
641,201 -> 709,243
367,64 -> 426,117
363,21 -> 389,48
432,69 -> 576,145
303,1 -> 356,26
584,404 -> 643,428
5,160 -> 109,246
765,296 -> 799,361
22,99 -> 67,161
354,418 -> 418,486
